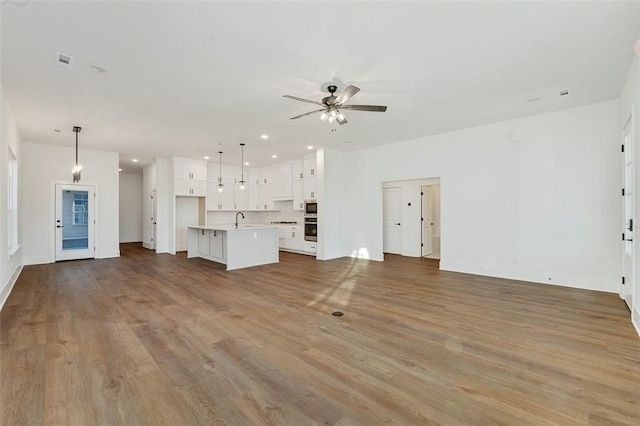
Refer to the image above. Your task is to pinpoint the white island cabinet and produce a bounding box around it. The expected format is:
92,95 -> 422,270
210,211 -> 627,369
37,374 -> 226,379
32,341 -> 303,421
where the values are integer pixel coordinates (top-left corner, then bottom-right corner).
187,225 -> 279,270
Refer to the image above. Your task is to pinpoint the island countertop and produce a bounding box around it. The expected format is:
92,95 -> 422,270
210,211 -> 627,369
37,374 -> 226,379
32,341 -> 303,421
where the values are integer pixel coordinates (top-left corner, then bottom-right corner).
187,225 -> 279,270
188,224 -> 279,231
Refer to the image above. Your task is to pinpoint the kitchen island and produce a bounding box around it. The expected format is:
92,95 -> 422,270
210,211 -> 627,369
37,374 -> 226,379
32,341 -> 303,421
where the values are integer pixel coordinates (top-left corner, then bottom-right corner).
187,225 -> 279,271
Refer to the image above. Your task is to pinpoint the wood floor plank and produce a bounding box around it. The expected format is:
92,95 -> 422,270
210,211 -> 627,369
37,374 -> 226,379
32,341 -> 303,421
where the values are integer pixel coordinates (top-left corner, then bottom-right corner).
1,244 -> 639,425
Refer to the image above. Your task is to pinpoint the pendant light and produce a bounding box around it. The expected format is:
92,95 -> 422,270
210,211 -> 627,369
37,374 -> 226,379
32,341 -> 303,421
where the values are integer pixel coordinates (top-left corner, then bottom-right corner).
238,143 -> 246,191
72,126 -> 82,183
217,151 -> 224,193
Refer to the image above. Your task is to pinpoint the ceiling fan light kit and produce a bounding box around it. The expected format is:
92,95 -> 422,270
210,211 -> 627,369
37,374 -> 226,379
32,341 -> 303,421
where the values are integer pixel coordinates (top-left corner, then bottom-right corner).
283,84 -> 387,125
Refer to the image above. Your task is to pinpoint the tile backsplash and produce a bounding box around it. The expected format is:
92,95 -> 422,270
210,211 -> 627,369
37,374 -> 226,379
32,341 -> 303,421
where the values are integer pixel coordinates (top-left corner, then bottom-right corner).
206,200 -> 304,225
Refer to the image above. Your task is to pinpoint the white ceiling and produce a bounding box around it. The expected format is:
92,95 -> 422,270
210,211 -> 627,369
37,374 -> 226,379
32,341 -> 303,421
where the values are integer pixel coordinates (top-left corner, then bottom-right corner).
2,1 -> 640,172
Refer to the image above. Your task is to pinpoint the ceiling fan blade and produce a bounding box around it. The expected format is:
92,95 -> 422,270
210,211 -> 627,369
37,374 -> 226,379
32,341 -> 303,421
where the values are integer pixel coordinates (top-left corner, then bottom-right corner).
289,109 -> 326,120
283,95 -> 323,106
340,104 -> 387,112
334,85 -> 360,105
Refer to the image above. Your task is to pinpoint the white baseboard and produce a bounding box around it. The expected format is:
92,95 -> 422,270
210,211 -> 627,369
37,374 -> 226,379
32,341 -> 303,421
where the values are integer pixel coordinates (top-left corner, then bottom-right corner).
633,306 -> 640,339
24,255 -> 52,265
142,242 -> 154,250
0,264 -> 23,311
96,250 -> 120,259
439,260 -> 618,293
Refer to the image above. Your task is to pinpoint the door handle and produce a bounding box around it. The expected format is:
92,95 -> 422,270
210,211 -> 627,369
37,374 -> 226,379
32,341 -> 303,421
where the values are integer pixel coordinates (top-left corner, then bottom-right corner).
395,223 -> 401,225
56,225 -> 63,228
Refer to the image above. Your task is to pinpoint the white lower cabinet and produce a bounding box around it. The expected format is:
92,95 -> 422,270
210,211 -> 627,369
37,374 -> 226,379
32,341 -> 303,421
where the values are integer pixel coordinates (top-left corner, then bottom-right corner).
304,241 -> 317,253
198,229 -> 210,255
195,229 -> 225,260
278,226 -> 311,254
210,230 -> 224,259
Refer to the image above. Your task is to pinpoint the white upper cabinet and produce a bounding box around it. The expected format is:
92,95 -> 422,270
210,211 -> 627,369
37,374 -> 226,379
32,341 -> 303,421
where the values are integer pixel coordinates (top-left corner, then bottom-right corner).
293,179 -> 304,210
303,177 -> 317,200
174,157 -> 207,181
303,153 -> 316,178
292,159 -> 304,181
259,167 -> 274,185
174,157 -> 207,196
272,162 -> 293,200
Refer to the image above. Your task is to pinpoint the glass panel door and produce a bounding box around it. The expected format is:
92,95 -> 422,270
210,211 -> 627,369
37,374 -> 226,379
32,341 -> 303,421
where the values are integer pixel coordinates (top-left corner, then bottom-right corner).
55,184 -> 95,261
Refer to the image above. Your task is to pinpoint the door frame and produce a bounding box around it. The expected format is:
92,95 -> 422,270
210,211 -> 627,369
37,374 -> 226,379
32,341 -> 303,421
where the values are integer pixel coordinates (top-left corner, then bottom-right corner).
382,186 -> 403,255
421,185 -> 434,257
622,114 -> 634,309
50,181 -> 99,262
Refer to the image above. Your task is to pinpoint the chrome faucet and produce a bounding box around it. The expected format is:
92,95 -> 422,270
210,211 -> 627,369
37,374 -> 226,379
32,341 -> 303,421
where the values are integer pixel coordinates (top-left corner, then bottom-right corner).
234,211 -> 245,228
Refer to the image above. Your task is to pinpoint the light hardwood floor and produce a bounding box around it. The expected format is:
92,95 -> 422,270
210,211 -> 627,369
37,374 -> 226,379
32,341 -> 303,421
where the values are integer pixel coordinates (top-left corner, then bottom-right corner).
1,244 -> 639,425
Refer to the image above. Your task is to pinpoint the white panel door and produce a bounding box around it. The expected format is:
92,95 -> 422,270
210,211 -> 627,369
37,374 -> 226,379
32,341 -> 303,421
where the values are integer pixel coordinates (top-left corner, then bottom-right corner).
421,186 -> 434,256
55,184 -> 95,261
622,117 -> 634,310
152,190 -> 157,251
383,187 -> 402,254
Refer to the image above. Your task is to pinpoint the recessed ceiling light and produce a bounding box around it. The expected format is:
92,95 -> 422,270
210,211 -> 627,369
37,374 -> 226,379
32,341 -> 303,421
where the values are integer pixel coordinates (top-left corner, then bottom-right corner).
204,156 -> 210,160
118,168 -> 122,172
527,97 -> 541,103
244,162 -> 250,166
261,134 -> 269,140
90,65 -> 107,73
271,155 -> 277,159
132,159 -> 138,163
307,145 -> 314,150
54,129 -> 61,133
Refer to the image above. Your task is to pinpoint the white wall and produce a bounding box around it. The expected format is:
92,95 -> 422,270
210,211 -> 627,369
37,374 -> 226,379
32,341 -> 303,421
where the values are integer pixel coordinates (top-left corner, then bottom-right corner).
22,142 -> 120,264
317,149 -> 349,260
142,162 -> 157,249
0,86 -> 23,309
119,172 -> 143,243
341,100 -> 621,293
155,158 -> 173,253
620,52 -> 640,335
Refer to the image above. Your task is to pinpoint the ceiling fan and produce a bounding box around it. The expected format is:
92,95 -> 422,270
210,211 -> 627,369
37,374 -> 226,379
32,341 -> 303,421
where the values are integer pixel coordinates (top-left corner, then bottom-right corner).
283,84 -> 387,125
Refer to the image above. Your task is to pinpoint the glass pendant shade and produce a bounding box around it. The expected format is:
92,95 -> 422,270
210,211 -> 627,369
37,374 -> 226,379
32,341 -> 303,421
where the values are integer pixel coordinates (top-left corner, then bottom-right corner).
217,151 -> 224,193
239,143 -> 246,191
72,126 -> 82,183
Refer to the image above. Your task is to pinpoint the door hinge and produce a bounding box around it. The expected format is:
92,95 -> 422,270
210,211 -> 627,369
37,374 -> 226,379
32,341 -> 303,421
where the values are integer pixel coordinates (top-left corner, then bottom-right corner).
622,144 -> 625,153
622,188 -> 625,196
622,232 -> 625,241
421,192 -> 423,196
421,217 -> 424,221
421,243 -> 424,247
630,219 -> 634,232
622,276 -> 625,285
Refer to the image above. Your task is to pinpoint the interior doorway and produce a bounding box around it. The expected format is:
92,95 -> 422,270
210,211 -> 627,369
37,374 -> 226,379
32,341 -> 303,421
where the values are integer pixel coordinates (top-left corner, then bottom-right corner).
55,184 -> 95,261
422,184 -> 441,259
382,178 -> 440,259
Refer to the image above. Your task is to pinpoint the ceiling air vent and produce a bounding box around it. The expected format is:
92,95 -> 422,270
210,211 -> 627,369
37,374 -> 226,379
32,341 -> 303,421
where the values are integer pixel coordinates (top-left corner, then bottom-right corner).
559,89 -> 569,96
57,53 -> 73,69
